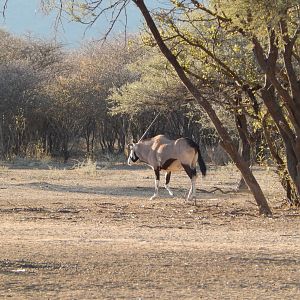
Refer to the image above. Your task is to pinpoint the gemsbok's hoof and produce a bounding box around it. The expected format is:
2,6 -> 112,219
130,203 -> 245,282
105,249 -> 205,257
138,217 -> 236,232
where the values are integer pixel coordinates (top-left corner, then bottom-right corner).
164,185 -> 174,197
186,196 -> 197,205
167,191 -> 174,197
150,194 -> 158,200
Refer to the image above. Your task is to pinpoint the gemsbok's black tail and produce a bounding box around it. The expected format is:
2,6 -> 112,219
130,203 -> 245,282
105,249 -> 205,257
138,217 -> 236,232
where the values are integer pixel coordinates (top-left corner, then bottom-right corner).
186,138 -> 207,176
197,148 -> 207,176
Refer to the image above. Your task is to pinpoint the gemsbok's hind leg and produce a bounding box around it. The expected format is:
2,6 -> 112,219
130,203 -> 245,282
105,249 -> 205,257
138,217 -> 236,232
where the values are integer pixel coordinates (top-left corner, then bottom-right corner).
150,168 -> 160,200
164,171 -> 174,197
182,164 -> 197,203
187,177 -> 197,204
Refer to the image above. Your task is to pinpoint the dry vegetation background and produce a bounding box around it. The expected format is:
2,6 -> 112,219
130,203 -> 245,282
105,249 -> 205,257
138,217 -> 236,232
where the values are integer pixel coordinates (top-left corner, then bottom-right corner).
0,159 -> 299,299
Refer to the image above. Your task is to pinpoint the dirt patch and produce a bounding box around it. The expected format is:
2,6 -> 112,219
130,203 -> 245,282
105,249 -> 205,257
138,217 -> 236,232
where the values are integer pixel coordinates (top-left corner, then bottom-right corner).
0,164 -> 299,299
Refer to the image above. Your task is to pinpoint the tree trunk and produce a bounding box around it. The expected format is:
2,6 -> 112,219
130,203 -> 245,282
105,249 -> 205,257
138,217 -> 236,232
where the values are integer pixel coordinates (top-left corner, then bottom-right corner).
262,116 -> 299,204
260,80 -> 300,204
134,0 -> 272,216
0,117 -> 4,159
235,109 -> 251,190
252,32 -> 300,203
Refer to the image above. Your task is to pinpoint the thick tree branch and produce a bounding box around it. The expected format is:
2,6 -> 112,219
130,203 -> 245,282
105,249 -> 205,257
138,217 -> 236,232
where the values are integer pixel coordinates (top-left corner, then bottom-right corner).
252,34 -> 300,135
280,19 -> 300,107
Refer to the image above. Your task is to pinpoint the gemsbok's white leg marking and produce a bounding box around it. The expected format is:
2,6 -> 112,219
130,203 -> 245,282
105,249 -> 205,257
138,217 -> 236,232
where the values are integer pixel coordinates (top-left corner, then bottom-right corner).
165,184 -> 174,196
150,179 -> 160,200
164,172 -> 173,196
187,177 -> 196,201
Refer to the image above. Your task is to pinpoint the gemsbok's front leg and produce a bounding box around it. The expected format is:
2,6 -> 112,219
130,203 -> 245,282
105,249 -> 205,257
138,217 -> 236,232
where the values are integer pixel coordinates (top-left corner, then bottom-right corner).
182,165 -> 197,203
164,171 -> 174,197
187,176 -> 197,204
150,168 -> 160,200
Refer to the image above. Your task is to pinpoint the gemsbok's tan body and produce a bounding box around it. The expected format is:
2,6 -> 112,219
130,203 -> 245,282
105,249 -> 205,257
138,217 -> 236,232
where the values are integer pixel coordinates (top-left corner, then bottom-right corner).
128,135 -> 206,201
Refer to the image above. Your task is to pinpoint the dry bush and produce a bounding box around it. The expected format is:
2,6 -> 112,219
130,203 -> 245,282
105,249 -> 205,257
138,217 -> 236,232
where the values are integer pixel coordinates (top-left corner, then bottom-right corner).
72,158 -> 98,176
206,144 -> 230,165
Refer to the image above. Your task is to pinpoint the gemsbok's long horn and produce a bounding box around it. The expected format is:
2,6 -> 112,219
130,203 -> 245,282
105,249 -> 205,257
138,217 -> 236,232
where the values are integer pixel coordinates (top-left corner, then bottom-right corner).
138,113 -> 160,143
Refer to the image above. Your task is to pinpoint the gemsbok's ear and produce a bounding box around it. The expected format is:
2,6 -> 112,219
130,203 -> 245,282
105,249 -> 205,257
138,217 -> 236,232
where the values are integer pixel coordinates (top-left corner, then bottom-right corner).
127,143 -> 134,150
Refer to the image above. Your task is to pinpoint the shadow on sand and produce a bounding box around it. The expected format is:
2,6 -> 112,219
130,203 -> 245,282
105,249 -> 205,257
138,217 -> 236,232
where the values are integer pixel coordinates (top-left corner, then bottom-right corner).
11,181 -> 187,199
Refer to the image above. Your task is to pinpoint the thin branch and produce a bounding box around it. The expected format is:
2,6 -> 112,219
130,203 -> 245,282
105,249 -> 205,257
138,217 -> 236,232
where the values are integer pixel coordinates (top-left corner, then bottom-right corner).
1,0 -> 8,18
190,0 -> 230,23
168,20 -> 245,86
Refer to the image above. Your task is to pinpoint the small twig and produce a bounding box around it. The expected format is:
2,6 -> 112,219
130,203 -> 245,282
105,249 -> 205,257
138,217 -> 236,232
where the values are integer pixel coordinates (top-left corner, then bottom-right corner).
197,187 -> 236,194
138,224 -> 194,229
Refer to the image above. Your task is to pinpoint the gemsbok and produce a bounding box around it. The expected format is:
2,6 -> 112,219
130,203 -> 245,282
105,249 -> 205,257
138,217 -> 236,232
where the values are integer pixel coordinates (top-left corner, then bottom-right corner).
127,134 -> 206,201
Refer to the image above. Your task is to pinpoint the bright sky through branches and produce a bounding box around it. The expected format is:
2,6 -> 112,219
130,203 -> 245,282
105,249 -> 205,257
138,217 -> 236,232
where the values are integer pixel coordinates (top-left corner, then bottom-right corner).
0,0 -> 144,47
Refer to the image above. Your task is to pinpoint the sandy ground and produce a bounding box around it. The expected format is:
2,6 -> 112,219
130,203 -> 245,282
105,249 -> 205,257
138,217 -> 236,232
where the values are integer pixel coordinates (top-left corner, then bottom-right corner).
0,161 -> 299,299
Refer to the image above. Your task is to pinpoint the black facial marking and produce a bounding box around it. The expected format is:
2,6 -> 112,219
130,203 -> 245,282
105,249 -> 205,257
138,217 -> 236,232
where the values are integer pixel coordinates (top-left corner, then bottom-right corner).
161,159 -> 176,170
182,164 -> 197,179
130,151 -> 139,162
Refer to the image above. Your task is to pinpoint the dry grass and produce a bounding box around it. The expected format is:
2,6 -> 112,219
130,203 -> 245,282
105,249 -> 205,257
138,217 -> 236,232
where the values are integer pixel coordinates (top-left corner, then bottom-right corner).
0,161 -> 299,299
